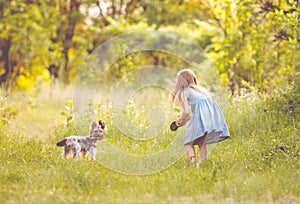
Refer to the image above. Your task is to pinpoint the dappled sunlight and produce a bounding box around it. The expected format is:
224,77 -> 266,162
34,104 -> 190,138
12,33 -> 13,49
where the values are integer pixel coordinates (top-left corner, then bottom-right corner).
0,0 -> 299,203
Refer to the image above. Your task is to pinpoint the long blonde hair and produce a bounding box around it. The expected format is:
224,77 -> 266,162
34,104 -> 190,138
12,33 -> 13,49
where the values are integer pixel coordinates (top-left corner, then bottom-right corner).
171,69 -> 206,105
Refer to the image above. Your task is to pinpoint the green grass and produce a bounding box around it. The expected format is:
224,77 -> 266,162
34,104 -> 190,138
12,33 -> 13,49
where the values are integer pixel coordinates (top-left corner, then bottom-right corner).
0,86 -> 299,204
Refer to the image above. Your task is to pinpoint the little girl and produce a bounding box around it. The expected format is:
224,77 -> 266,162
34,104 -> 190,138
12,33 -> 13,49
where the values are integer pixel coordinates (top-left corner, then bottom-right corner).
171,69 -> 230,165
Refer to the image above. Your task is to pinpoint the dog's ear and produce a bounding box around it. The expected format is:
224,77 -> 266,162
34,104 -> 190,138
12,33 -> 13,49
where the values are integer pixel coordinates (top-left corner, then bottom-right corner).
90,121 -> 97,131
98,120 -> 105,129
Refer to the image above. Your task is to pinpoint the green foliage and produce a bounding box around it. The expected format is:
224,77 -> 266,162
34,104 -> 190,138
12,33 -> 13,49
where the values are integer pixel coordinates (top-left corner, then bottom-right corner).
54,100 -> 77,139
204,0 -> 300,94
265,75 -> 300,126
55,90 -> 178,155
0,95 -> 19,130
1,0 -> 299,95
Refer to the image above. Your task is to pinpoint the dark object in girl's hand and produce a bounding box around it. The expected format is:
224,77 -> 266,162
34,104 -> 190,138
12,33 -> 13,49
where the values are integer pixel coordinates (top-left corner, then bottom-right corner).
170,121 -> 179,131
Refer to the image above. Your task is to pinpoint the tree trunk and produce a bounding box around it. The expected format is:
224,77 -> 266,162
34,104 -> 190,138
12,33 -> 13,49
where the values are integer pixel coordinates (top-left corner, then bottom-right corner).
0,36 -> 12,85
60,0 -> 81,84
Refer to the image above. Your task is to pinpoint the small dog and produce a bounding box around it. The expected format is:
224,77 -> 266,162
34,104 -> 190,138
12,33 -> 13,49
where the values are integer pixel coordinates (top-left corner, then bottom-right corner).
56,120 -> 106,160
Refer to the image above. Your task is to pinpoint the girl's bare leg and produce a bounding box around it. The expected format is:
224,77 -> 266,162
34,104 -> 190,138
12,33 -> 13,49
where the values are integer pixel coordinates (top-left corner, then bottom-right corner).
185,143 -> 196,164
198,133 -> 207,162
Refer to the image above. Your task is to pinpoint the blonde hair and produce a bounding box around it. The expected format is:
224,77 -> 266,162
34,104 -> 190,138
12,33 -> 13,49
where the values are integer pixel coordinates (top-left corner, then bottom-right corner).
171,69 -> 206,105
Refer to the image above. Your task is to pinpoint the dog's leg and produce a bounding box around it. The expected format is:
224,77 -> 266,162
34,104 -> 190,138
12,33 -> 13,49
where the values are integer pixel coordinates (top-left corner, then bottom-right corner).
64,145 -> 71,159
73,150 -> 80,159
81,150 -> 87,158
72,143 -> 81,159
72,147 -> 77,159
89,147 -> 97,161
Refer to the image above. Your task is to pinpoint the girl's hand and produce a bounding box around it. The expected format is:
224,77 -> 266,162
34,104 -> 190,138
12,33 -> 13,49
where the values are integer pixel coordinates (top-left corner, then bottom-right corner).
175,119 -> 182,127
176,115 -> 191,127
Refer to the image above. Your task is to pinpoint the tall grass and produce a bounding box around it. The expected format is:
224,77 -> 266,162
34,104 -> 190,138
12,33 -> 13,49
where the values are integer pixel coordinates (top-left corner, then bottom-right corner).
0,82 -> 299,203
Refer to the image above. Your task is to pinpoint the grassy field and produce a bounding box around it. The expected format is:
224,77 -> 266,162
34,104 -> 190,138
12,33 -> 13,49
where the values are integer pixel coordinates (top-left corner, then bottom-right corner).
0,85 -> 299,204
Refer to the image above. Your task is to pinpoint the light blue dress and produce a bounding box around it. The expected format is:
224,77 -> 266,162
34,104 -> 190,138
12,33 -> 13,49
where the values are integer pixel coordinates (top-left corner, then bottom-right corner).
184,87 -> 230,145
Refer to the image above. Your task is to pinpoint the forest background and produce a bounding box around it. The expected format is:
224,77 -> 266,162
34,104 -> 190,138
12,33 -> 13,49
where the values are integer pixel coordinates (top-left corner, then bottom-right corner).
0,0 -> 299,203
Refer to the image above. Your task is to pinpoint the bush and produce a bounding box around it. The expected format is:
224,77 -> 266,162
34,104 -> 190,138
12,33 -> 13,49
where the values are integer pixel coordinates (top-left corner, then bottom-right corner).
0,95 -> 19,131
266,75 -> 300,127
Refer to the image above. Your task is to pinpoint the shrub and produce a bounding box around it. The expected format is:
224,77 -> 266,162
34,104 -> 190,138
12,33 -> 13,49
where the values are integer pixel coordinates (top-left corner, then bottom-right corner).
266,75 -> 300,128
0,95 -> 19,131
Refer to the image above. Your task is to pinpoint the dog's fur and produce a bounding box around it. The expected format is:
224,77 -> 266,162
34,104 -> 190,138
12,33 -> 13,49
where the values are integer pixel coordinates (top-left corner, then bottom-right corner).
56,120 -> 106,160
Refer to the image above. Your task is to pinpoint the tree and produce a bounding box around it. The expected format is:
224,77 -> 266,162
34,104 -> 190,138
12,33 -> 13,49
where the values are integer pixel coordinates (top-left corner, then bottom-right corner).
199,0 -> 300,95
0,0 -> 299,94
0,0 -> 53,91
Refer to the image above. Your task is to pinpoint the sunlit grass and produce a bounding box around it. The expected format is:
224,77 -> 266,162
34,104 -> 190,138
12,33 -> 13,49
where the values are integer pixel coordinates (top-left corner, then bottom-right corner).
0,85 -> 299,203
5,84 -> 73,140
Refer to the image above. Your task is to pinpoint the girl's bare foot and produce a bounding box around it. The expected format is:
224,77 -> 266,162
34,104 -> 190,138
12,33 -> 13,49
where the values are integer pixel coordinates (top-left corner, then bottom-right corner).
189,156 -> 196,164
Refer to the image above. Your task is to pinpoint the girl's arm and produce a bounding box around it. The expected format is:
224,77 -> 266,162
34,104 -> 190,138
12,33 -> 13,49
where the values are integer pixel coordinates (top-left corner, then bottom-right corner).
176,91 -> 191,126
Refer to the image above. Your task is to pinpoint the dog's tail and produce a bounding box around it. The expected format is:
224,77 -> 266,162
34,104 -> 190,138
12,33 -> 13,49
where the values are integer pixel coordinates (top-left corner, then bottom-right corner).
56,139 -> 67,147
